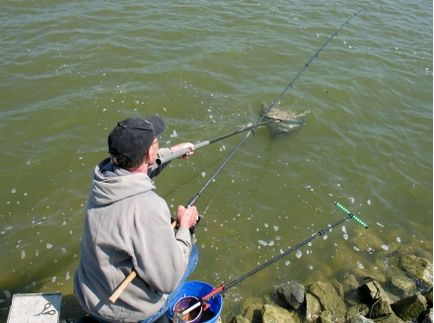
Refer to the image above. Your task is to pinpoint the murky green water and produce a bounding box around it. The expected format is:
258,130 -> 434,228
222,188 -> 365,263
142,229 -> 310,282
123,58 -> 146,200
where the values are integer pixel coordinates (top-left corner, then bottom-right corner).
0,1 -> 432,321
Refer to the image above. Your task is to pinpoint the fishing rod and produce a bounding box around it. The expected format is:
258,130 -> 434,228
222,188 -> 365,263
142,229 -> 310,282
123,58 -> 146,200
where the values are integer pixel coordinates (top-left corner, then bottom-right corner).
109,9 -> 364,303
182,8 -> 364,211
154,119 -> 275,166
173,202 -> 368,320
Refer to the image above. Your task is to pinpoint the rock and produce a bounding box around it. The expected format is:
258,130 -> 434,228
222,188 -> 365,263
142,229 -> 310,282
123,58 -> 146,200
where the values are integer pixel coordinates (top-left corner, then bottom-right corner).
261,304 -> 301,323
399,255 -> 433,287
346,305 -> 369,319
230,315 -> 250,323
358,279 -> 393,318
240,297 -> 263,323
351,230 -> 386,252
390,274 -> 417,297
305,293 -> 321,322
372,312 -> 406,323
391,292 -> 428,321
354,268 -> 387,286
341,273 -> 360,292
421,287 -> 433,307
334,281 -> 345,299
308,281 -> 346,320
317,310 -> 333,323
421,307 -> 433,323
276,282 -> 305,310
340,273 -> 361,306
346,314 -> 374,323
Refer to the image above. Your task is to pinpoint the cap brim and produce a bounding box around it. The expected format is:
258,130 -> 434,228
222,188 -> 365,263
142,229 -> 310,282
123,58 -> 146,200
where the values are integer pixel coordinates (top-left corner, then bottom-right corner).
144,116 -> 165,137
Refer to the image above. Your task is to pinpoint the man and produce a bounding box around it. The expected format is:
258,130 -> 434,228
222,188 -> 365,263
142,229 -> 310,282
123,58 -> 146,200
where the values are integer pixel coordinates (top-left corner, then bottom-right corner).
74,116 -> 199,322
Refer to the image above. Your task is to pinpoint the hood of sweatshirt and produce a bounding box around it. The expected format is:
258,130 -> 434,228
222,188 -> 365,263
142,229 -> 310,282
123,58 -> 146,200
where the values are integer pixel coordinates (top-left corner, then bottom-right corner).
89,158 -> 155,207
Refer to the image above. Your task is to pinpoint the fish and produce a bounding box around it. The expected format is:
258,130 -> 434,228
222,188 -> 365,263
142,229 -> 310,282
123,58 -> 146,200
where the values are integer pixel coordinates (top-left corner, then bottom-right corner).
260,103 -> 310,133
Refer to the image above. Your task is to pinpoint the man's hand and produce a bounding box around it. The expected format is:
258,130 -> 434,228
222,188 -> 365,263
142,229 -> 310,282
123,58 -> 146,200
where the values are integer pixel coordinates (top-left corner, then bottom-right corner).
177,205 -> 199,229
169,142 -> 195,159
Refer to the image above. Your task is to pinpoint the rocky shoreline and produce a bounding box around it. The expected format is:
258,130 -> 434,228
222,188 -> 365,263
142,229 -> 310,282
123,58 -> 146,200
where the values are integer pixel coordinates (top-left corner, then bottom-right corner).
230,248 -> 433,323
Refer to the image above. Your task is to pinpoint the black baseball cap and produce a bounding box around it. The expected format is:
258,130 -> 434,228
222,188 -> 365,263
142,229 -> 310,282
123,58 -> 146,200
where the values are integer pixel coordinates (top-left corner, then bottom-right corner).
108,116 -> 165,162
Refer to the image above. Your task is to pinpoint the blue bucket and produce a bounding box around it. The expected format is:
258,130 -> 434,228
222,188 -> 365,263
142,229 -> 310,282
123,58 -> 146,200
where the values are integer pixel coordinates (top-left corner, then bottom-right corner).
168,281 -> 223,323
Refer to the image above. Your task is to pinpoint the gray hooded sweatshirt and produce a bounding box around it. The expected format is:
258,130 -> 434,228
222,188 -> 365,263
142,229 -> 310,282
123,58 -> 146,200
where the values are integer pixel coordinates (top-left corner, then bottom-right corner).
74,157 -> 192,322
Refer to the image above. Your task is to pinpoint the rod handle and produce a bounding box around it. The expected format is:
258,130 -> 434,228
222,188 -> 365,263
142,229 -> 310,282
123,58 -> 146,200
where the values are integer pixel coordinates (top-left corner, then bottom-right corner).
157,141 -> 209,165
108,221 -> 183,303
108,270 -> 137,303
334,201 -> 368,228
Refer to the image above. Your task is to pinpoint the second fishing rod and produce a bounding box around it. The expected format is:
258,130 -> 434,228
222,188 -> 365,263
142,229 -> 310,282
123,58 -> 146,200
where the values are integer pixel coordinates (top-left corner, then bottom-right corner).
173,202 -> 368,320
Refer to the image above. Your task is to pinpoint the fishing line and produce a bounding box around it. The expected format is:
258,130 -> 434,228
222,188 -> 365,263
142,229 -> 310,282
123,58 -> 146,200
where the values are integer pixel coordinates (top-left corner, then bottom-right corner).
186,8 -> 365,211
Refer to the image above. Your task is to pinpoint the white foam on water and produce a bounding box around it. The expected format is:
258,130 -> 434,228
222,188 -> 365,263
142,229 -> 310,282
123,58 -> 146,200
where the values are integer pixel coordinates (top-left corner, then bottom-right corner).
258,240 -> 267,246
295,250 -> 302,258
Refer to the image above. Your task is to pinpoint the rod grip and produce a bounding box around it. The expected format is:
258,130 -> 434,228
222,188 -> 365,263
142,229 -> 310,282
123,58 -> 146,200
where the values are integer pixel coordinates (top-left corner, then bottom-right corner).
157,147 -> 191,165
334,201 -> 368,229
108,271 -> 137,303
156,141 -> 209,165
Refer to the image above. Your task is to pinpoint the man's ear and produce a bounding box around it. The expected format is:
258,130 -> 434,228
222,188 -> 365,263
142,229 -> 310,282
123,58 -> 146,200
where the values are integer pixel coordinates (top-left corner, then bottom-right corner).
145,149 -> 152,162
